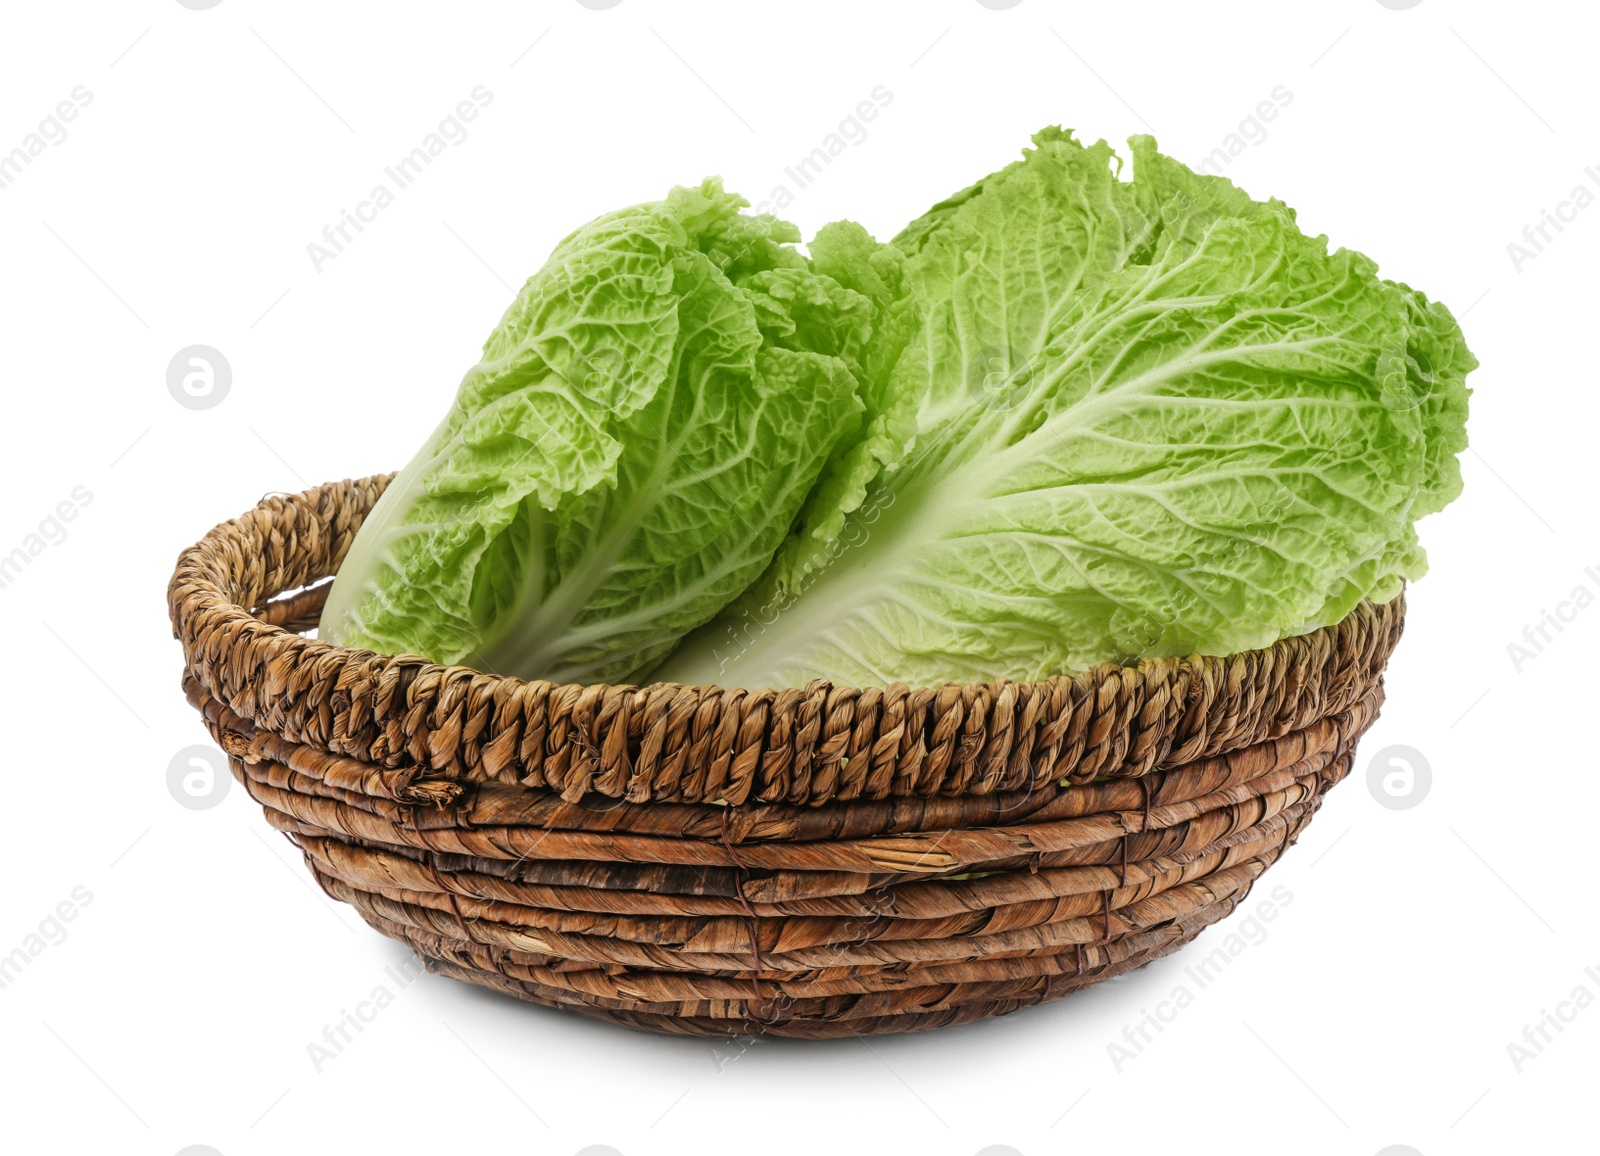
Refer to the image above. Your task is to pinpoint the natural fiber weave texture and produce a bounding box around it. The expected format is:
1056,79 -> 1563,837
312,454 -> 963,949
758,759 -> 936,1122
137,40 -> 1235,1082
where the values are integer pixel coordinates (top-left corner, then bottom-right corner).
169,475 -> 1404,1037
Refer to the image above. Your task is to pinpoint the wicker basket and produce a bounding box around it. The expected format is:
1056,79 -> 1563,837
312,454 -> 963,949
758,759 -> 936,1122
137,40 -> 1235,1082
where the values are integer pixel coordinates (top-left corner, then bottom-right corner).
168,475 -> 1403,1038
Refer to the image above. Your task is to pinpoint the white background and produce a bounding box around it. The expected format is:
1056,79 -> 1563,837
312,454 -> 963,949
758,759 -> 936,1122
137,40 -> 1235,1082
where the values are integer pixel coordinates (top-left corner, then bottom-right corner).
0,1 -> 1593,1154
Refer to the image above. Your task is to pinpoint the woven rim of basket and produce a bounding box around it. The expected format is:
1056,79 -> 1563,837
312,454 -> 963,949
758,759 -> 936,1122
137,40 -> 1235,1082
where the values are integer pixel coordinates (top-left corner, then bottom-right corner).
167,474 -> 1406,808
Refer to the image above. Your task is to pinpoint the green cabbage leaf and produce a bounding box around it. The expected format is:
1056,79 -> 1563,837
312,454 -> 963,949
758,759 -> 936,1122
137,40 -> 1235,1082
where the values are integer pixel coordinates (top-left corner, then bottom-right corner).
654,130 -> 1473,688
318,180 -> 902,684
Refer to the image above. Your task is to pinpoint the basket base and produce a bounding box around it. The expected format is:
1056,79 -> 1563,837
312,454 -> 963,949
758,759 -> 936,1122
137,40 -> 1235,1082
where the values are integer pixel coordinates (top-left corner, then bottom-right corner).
384,902 -> 1235,1039
245,719 -> 1358,1037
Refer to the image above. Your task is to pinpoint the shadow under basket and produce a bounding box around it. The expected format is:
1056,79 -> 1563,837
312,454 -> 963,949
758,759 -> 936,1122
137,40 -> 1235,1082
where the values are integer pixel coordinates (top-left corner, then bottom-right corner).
168,475 -> 1404,1039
